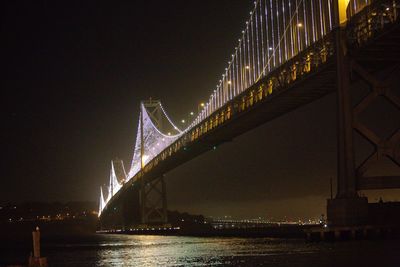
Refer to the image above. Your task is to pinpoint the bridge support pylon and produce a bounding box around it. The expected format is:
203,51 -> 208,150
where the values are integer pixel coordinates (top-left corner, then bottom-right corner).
328,3 -> 400,225
327,25 -> 369,226
140,175 -> 168,225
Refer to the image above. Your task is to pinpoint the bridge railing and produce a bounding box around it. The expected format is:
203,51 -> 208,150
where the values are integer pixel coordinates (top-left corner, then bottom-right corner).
347,0 -> 399,48
347,0 -> 375,18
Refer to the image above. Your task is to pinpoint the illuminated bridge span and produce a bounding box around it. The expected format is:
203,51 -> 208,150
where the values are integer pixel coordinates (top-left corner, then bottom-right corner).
99,0 -> 400,228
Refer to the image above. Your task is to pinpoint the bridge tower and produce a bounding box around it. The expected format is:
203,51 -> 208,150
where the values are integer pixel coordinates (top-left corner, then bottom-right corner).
140,99 -> 168,225
328,0 -> 400,226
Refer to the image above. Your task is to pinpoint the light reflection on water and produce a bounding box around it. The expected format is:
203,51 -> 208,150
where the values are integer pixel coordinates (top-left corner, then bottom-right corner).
24,235 -> 400,266
90,236 -> 314,266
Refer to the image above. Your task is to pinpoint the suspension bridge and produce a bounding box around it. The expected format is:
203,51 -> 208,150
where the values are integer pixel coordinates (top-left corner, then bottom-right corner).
98,0 -> 400,229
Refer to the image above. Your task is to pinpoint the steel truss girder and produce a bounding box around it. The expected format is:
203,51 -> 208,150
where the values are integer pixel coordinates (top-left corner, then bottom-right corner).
140,175 -> 167,224
351,60 -> 400,190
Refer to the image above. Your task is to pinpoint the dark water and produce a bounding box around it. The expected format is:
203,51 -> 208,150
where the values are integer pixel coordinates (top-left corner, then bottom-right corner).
1,235 -> 400,266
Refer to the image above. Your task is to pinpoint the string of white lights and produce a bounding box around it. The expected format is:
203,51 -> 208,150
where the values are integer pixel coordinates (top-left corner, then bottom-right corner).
259,0 -> 266,76
98,186 -> 105,216
296,0 -> 302,53
250,13 -> 256,82
143,105 -> 182,139
230,57 -> 234,99
111,161 -> 122,196
303,0 -> 309,47
257,0 -> 306,82
255,3 -> 261,78
311,0 -> 316,43
289,1 -> 295,57
242,30 -> 247,88
159,103 -> 184,133
269,0 -> 275,69
319,0 -> 325,37
327,0 -> 333,31
128,115 -> 142,179
235,49 -> 239,96
282,1 -> 288,62
246,22 -> 251,85
106,168 -> 113,204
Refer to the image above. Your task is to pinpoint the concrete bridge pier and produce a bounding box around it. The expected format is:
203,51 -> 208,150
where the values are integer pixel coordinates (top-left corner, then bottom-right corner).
327,24 -> 369,226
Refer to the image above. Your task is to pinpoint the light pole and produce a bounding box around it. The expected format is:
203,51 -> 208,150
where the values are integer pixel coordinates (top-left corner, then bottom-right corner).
198,102 -> 205,113
181,113 -> 193,129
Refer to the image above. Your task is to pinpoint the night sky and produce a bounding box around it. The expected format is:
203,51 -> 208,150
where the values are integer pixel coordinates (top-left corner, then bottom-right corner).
3,1 -> 399,220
